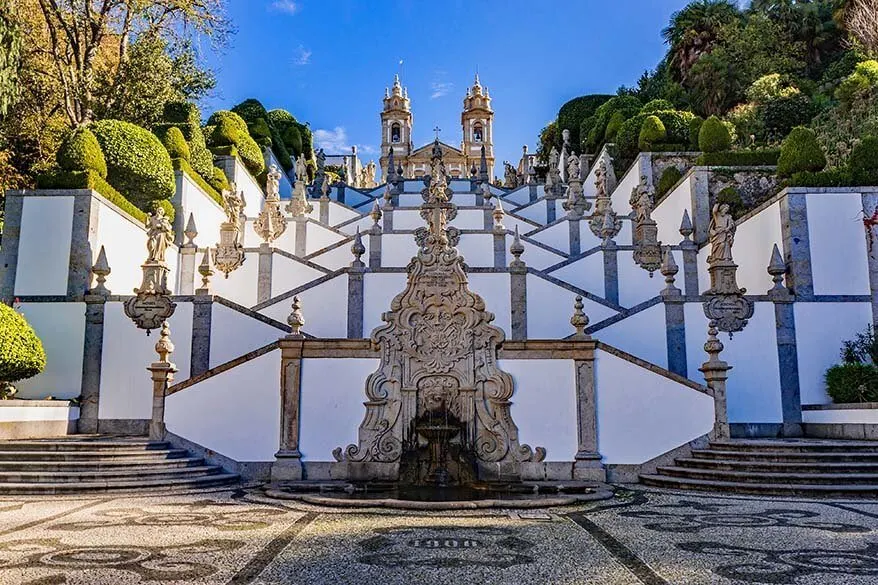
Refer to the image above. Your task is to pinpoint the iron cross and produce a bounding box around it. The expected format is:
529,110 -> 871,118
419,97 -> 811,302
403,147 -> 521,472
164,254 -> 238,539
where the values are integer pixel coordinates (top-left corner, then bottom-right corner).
433,126 -> 441,140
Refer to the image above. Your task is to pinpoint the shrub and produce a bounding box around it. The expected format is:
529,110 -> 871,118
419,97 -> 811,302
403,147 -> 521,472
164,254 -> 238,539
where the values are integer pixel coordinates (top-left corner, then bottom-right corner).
206,166 -> 230,193
155,101 -> 213,181
205,110 -> 266,177
584,95 -> 642,152
282,124 -> 303,157
836,60 -> 878,106
616,110 -> 697,161
656,166 -> 683,198
557,94 -> 613,150
788,169 -> 853,187
0,304 -> 46,384
232,98 -> 292,171
639,115 -> 667,150
298,123 -> 314,159
698,116 -> 732,153
647,143 -> 688,152
56,127 -> 107,178
688,116 -> 704,149
640,99 -> 675,114
696,149 -> 780,166
849,136 -> 878,186
716,186 -> 745,218
604,111 -> 626,141
777,126 -> 826,178
37,170 -> 149,222
746,73 -> 800,104
159,126 -> 190,161
90,119 -> 176,208
841,325 -> 877,365
760,93 -> 814,140
826,363 -> 878,403
725,104 -> 762,146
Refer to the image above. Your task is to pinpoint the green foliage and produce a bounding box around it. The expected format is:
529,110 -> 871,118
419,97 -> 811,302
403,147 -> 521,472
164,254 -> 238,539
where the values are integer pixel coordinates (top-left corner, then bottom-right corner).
56,127 -> 107,178
298,123 -> 314,160
849,136 -> 878,186
537,121 -> 561,164
662,0 -> 742,84
616,110 -> 697,161
232,99 -> 292,171
656,166 -> 684,198
583,96 -> 642,152
640,99 -> 675,113
0,304 -> 46,384
158,126 -> 190,161
761,93 -> 814,140
826,364 -> 878,403
716,185 -> 745,217
36,170 -> 149,223
205,110 -> 266,176
811,87 -> 878,169
0,3 -> 21,117
155,101 -> 213,181
696,149 -> 780,166
639,115 -> 667,150
725,103 -> 762,146
698,116 -> 732,152
745,73 -> 800,104
788,168 -> 853,187
206,166 -> 231,193
688,116 -> 704,148
90,119 -> 176,208
836,60 -> 878,106
557,95 -> 614,150
841,325 -> 878,365
172,158 -> 223,207
604,111 -> 626,141
777,126 -> 826,178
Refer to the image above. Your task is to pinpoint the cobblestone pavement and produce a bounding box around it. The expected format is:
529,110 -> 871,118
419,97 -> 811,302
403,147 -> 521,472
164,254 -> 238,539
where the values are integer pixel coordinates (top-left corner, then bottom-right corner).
0,486 -> 877,584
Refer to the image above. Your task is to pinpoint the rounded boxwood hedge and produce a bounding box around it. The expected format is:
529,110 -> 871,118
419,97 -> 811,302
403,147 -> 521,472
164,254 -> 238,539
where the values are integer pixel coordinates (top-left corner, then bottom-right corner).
155,101 -> 214,182
159,126 -> 190,161
604,111 -> 626,141
698,116 -> 732,153
688,117 -> 704,149
0,304 -> 46,384
232,99 -> 292,171
583,95 -> 642,153
557,94 -> 614,151
777,126 -> 826,178
639,115 -> 667,151
826,363 -> 878,403
616,110 -> 697,161
205,110 -> 266,177
56,127 -> 107,178
90,119 -> 176,207
656,166 -> 684,198
640,99 -> 675,114
849,136 -> 878,186
207,166 -> 231,193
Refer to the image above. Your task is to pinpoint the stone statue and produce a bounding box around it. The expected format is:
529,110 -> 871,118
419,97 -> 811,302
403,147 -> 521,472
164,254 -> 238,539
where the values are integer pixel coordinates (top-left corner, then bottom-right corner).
295,155 -> 307,184
266,164 -> 281,199
222,187 -> 245,226
145,207 -> 173,264
548,147 -> 559,172
594,160 -> 607,198
566,154 -> 580,183
481,180 -> 493,202
630,175 -> 654,224
316,148 -> 326,171
503,161 -> 518,188
707,203 -> 735,263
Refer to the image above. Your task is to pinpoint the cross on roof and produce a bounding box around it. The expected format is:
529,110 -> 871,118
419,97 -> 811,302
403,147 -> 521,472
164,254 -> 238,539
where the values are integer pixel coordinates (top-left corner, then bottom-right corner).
433,126 -> 441,140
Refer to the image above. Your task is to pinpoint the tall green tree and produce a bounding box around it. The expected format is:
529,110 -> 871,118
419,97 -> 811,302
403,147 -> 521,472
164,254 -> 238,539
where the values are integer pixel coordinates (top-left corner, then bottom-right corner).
662,0 -> 741,84
0,1 -> 21,118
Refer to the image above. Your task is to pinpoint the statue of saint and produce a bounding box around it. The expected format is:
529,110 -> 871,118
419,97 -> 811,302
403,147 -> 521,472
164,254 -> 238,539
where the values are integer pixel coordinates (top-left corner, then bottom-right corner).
145,207 -> 173,264
223,187 -> 245,225
266,164 -> 281,199
707,203 -> 736,263
321,175 -> 331,198
549,147 -> 559,171
316,148 -> 326,171
295,155 -> 308,185
630,175 -> 654,224
567,154 -> 580,183
594,160 -> 607,198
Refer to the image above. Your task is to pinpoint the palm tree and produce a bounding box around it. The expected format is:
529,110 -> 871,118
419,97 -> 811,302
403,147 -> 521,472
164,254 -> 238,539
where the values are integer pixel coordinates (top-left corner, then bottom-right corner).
662,0 -> 742,84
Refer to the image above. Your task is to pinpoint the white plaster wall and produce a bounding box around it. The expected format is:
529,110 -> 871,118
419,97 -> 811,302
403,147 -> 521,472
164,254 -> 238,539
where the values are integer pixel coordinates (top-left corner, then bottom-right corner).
299,358 -> 379,460
803,409 -> 878,423
328,201 -> 361,226
232,158 -> 265,218
652,177 -> 692,247
526,275 -> 617,339
99,302 -> 192,420
733,200 -> 782,295
502,359 -> 578,460
176,173 -> 226,250
528,222 -> 569,254
15,303 -> 84,400
210,303 -> 282,367
512,200 -> 547,224
333,186 -> 371,208
363,273 -> 408,335
337,216 -> 373,236
268,221 -> 299,256
597,304 -> 668,368
807,193 -> 871,295
304,222 -> 345,255
516,237 -> 566,271
684,302 -> 783,422
795,302 -> 873,405
549,254 -> 605,297
382,234 -> 419,267
503,187 -> 536,206
617,250 -> 664,308
15,196 -> 73,296
468,273 -> 511,337
0,405 -> 78,422
261,274 -> 349,338
595,349 -> 714,464
611,156 -> 647,217
504,215 -> 537,237
166,350 -> 281,461
578,220 -> 606,251
270,254 -> 327,297
457,234 -> 494,267
306,239 -> 361,271
209,251 -> 258,308
697,246 -> 710,294
94,201 -> 151,296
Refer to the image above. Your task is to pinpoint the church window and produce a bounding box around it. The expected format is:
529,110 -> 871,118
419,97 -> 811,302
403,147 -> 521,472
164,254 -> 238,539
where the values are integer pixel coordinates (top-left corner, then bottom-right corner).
473,123 -> 483,143
391,123 -> 401,143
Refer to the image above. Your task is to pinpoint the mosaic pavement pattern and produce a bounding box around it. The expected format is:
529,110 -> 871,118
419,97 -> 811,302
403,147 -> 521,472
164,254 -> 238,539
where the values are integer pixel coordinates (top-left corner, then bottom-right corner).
0,487 -> 876,584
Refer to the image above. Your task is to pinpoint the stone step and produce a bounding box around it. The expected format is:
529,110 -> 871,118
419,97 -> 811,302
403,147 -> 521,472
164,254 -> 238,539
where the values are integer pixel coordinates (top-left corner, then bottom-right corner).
0,449 -> 189,462
691,449 -> 878,462
708,439 -> 878,453
656,466 -> 878,485
674,457 -> 878,474
0,472 -> 241,495
0,439 -> 169,451
640,474 -> 878,496
0,465 -> 224,483
0,457 -> 206,472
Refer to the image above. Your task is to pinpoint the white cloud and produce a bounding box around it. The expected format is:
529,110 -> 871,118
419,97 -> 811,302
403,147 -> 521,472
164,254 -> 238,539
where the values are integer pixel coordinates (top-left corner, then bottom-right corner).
313,127 -> 376,156
292,45 -> 312,66
270,0 -> 299,15
430,81 -> 453,99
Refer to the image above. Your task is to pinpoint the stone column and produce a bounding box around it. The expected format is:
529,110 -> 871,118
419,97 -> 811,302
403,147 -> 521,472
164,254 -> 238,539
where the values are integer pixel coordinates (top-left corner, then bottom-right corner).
690,169 -> 711,245
602,240 -> 619,306
348,268 -> 364,338
568,218 -> 581,256
294,217 -> 308,257
257,243 -> 273,304
79,295 -> 106,434
509,228 -> 527,340
768,244 -> 802,436
319,196 -> 330,225
369,226 -> 382,269
863,192 -> 878,327
0,193 -> 23,304
68,194 -> 100,299
780,192 -> 814,298
383,205 -> 394,233
190,296 -> 212,377
273,337 -> 305,481
493,232 -> 506,268
573,341 -> 604,480
179,247 -> 197,295
529,183 -> 538,203
147,323 -> 177,442
546,198 -> 556,223
483,206 -> 494,231
699,322 -> 730,440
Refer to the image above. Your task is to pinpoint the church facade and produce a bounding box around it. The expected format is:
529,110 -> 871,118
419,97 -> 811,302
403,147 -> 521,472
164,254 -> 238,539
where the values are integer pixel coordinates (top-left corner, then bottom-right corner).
379,74 -> 495,180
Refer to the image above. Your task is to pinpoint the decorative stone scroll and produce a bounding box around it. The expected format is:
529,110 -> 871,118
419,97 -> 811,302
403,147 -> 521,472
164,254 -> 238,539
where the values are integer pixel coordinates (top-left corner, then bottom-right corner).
702,203 -> 754,335
630,175 -> 662,275
254,165 -> 288,244
213,187 -> 246,278
124,208 -> 176,333
589,160 -> 621,239
334,140 -> 545,479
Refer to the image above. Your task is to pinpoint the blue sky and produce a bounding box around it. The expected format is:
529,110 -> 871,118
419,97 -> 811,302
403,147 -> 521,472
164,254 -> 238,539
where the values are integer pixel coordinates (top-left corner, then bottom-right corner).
201,0 -> 691,170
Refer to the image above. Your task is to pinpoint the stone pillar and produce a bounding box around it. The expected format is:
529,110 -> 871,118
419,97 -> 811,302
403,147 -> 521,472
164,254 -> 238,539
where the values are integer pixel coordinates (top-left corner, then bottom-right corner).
493,232 -> 506,268
147,323 -> 177,442
383,205 -> 394,233
699,322 -> 730,440
509,229 -> 527,340
573,341 -> 604,480
273,338 -> 305,481
475,187 -> 484,207
79,295 -> 106,434
780,192 -> 813,298
179,247 -> 197,295
768,243 -> 802,436
529,183 -> 538,203
190,296 -> 212,377
294,217 -> 308,257
660,249 -> 687,376
483,207 -> 493,231
690,170 -> 711,245
348,268 -> 364,338
863,192 -> 878,327
319,197 -> 330,224
0,193 -> 23,304
257,243 -> 273,304
369,226 -> 382,269
336,184 -> 346,204
602,241 -> 619,306
546,199 -> 556,223
568,218 -> 581,256
68,194 -> 100,299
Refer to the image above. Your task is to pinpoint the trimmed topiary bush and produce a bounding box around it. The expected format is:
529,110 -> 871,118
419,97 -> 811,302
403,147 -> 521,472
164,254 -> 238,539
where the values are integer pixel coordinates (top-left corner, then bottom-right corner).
206,166 -> 231,193
696,149 -> 780,166
826,363 -> 878,403
0,304 -> 46,388
159,126 -> 190,161
205,110 -> 266,177
698,116 -> 732,153
37,170 -> 149,222
640,99 -> 675,114
56,127 -> 107,178
688,116 -> 704,149
849,136 -> 878,186
616,110 -> 697,161
155,102 -> 213,181
656,166 -> 683,198
90,119 -> 176,209
716,186 -> 745,218
760,93 -> 814,140
639,115 -> 667,151
232,99 -> 292,171
777,126 -> 826,178
557,94 -> 614,151
584,95 -> 642,152
788,169 -> 853,187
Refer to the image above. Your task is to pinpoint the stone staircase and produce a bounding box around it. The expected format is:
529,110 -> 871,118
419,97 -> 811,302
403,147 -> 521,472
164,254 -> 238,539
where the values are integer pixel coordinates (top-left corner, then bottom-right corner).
640,439 -> 878,496
0,436 -> 239,494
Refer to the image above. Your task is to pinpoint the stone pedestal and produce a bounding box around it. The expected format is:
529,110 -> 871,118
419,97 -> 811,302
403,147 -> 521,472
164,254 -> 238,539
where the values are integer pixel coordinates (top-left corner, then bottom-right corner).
572,343 -> 605,481
148,361 -> 176,441
272,338 -> 305,481
79,295 -> 106,434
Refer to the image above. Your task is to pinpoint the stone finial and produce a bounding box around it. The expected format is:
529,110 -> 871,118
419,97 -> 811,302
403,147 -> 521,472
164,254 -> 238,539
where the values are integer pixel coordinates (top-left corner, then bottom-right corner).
660,247 -> 680,296
351,227 -> 366,268
679,209 -> 694,242
154,322 -> 175,364
370,200 -> 383,226
197,248 -> 214,294
509,225 -> 525,270
703,320 -> 725,366
89,245 -> 111,295
492,198 -> 505,232
570,295 -> 590,339
287,296 -> 305,337
383,183 -> 394,208
183,213 -> 198,248
767,243 -> 788,296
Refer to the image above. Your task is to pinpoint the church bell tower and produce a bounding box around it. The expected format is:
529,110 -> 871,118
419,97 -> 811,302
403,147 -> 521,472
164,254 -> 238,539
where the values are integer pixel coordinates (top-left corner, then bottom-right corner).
380,74 -> 413,180
461,74 -> 494,180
